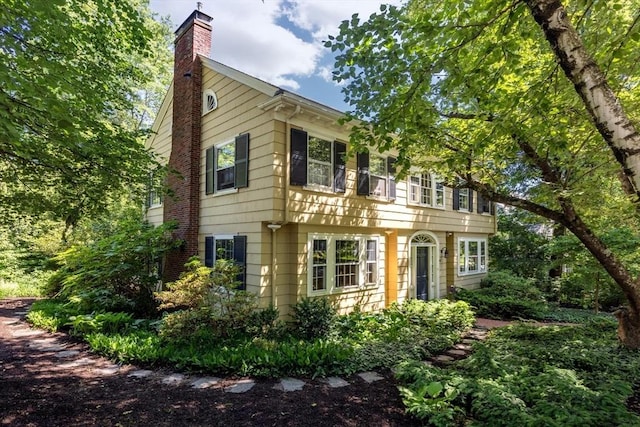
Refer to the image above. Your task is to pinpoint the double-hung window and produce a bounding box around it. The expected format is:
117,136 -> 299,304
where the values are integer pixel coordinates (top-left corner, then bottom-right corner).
356,151 -> 396,201
458,238 -> 487,275
307,235 -> 381,295
308,136 -> 333,188
408,173 -> 445,208
453,187 -> 473,212
205,133 -> 249,195
290,128 -> 346,193
204,235 -> 248,289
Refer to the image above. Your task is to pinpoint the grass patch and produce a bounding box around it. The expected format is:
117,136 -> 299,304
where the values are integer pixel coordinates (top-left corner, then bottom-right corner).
0,246 -> 52,298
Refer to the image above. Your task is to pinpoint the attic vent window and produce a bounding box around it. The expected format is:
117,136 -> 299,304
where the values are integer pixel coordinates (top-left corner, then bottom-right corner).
203,89 -> 218,114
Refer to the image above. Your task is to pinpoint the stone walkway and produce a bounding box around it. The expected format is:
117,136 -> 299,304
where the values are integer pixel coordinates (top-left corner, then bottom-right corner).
4,303 -> 502,393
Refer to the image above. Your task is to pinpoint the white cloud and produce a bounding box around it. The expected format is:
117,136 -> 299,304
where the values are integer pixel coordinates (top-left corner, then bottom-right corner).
149,0 -> 402,102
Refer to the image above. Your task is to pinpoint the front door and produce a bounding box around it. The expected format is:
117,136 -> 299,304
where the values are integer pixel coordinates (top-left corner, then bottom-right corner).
416,246 -> 429,301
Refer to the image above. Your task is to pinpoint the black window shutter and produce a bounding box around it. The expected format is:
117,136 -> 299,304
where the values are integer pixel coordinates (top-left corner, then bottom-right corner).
233,235 -> 247,290
490,201 -> 495,215
387,156 -> 396,201
469,189 -> 474,212
204,236 -> 214,267
205,147 -> 214,195
334,141 -> 346,193
477,193 -> 484,213
453,188 -> 460,210
290,128 -> 308,186
234,133 -> 249,188
357,151 -> 370,196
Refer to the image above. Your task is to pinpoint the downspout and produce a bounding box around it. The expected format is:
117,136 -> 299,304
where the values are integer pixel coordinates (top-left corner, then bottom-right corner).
267,223 -> 281,307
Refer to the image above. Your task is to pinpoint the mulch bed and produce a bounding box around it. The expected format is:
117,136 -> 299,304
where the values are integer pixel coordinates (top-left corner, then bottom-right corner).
0,298 -> 421,427
2,298 -> 638,426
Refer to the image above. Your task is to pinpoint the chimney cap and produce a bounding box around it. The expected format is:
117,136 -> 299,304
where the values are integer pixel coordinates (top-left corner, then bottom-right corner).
175,9 -> 213,36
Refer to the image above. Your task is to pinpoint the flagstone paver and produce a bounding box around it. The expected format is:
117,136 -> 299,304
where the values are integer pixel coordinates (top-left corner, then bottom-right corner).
325,376 -> 350,388
358,371 -> 384,383
225,379 -> 255,393
59,357 -> 95,369
274,377 -> 306,392
12,329 -> 45,337
190,377 -> 221,389
162,373 -> 185,385
446,349 -> 468,357
94,365 -> 121,376
128,369 -> 153,378
54,350 -> 81,358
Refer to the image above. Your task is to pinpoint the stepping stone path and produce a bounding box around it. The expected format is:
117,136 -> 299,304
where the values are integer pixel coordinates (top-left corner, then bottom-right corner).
5,300 -> 502,395
428,324 -> 495,366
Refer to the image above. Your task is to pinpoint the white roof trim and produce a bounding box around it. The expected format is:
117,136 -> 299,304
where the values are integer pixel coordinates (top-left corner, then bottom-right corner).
199,55 -> 279,97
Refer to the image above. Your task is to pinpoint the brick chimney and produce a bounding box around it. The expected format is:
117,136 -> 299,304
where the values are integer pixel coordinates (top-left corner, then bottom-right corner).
163,10 -> 213,281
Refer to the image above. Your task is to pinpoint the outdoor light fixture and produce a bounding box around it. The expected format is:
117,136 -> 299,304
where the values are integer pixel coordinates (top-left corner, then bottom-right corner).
441,247 -> 449,258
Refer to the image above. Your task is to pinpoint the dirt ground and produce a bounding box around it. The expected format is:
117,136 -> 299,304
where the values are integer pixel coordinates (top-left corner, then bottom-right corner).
0,298 -> 421,427
2,298 -> 638,426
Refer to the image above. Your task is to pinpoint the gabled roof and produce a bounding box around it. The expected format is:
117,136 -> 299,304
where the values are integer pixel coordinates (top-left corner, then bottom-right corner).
198,55 -> 346,120
146,55 -> 350,144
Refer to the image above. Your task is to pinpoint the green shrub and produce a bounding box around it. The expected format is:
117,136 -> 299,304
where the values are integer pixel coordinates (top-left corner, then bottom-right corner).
157,258 -> 270,342
47,220 -> 178,316
290,297 -> 336,340
456,271 -> 549,320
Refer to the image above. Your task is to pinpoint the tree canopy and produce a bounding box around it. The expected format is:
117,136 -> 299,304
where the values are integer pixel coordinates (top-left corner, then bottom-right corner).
0,0 -> 172,227
328,0 -> 640,346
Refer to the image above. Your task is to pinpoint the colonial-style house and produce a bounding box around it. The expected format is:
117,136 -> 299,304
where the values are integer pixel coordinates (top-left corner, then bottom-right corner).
145,10 -> 496,315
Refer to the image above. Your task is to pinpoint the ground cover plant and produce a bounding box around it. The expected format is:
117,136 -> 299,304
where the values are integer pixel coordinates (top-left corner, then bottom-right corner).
27,265 -> 475,378
396,316 -> 640,426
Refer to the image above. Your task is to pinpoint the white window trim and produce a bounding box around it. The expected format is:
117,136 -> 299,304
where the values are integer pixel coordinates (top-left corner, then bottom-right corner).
458,237 -> 488,276
407,172 -> 445,209
202,89 -> 218,115
307,233 -> 382,296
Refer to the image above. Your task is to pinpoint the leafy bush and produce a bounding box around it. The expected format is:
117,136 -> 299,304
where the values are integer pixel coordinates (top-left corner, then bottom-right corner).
397,320 -> 640,426
67,312 -> 135,336
157,258 -> 281,343
46,220 -> 178,316
290,297 -> 336,340
27,299 -> 76,332
456,271 -> 549,320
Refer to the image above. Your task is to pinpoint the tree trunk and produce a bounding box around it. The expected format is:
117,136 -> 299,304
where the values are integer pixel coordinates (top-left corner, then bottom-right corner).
526,0 -> 640,348
526,0 -> 640,202
615,307 -> 640,350
559,205 -> 640,348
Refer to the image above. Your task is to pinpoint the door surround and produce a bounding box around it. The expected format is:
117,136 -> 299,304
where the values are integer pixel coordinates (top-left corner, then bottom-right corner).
409,231 -> 440,300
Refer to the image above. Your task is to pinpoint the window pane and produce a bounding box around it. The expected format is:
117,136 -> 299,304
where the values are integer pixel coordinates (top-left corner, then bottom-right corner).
335,240 -> 359,288
458,241 -> 466,273
308,161 -> 331,187
217,144 -> 235,169
435,181 -> 444,207
366,240 -> 377,284
370,176 -> 387,197
312,239 -> 327,291
215,238 -> 233,260
370,155 -> 386,175
308,137 -> 331,162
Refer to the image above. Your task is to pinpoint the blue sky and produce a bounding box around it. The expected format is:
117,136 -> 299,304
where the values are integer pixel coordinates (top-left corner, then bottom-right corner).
149,0 -> 401,112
